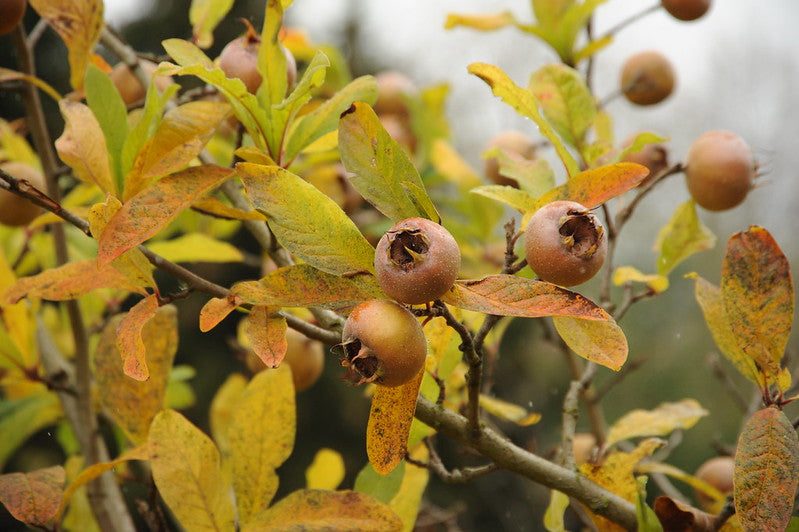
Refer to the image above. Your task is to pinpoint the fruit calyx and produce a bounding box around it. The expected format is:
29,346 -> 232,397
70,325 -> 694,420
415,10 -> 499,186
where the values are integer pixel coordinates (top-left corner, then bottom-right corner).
558,208 -> 605,260
386,228 -> 430,270
339,338 -> 381,385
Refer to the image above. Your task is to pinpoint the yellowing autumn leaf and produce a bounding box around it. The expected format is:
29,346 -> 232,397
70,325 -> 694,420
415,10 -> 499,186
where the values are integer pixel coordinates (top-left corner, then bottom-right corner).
655,199 -> 716,276
306,448 -> 346,491
116,294 -> 160,381
199,295 -> 240,333
147,233 -> 244,264
209,373 -> 247,456
245,306 -> 287,368
553,316 -> 628,371
613,266 -> 668,294
479,394 -> 541,426
189,0 -> 234,48
55,100 -> 115,195
389,444 -> 429,532
605,399 -> 709,447
0,466 -> 64,527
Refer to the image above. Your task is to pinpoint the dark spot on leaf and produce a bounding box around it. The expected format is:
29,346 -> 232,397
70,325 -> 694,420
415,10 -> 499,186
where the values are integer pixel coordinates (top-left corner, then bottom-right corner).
340,104 -> 357,118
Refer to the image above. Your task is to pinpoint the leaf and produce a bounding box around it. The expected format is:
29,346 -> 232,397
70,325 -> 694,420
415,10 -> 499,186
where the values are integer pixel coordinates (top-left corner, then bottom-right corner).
147,233 -> 244,264
28,0 -> 104,90
149,410 -> 235,532
120,82 -> 180,178
368,367 -> 425,475
0,466 -> 65,527
721,226 -> 794,387
445,11 -> 527,31
653,496 -> 715,532
535,162 -> 649,210
354,462 -> 406,504
482,146 -> 556,196
3,259 -> 146,304
553,316 -> 628,371
441,275 -> 610,320
228,365 -> 295,524
467,62 -> 579,177
55,100 -> 115,195
734,406 -> 799,532
95,305 -> 177,443
543,490 -> 570,532
688,274 -> 760,384
238,163 -> 375,275
285,75 -> 378,161
605,399 -> 709,447
479,394 -> 541,426
306,448 -> 346,490
243,489 -> 402,532
655,200 -> 716,276
199,295 -> 240,332
191,196 -> 267,221
613,266 -> 669,294
0,394 -> 62,470
529,64 -> 595,148
124,101 -> 231,199
388,444 -> 429,532
338,101 -> 439,223
470,185 -> 538,213
84,64 -> 129,191
0,68 -> 62,103
189,0 -> 234,48
209,373 -> 247,456
635,478 -> 664,532
246,306 -> 287,368
116,294 -> 160,381
97,164 -> 234,266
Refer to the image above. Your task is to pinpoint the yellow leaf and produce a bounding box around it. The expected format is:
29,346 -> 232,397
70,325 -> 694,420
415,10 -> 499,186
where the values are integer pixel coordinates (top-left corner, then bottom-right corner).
191,196 -> 267,221
445,11 -> 522,31
209,373 -> 247,456
116,294 -> 160,381
149,409 -> 235,532
605,399 -> 709,447
29,0 -> 104,90
367,367 -> 425,475
543,490 -> 570,532
199,295 -> 240,333
388,445 -> 429,532
55,100 -> 115,195
147,233 -> 244,264
613,265 -> 668,294
479,394 -> 541,426
0,249 -> 35,367
229,365 -> 295,524
245,306 -> 287,368
305,448 -> 345,490
189,0 -> 234,48
655,199 -> 716,275
552,316 -> 628,371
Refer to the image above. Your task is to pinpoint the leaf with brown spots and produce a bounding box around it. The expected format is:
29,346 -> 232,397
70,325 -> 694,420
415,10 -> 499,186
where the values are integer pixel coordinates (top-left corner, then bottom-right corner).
116,294 -> 160,381
0,466 -> 65,527
653,496 -> 716,532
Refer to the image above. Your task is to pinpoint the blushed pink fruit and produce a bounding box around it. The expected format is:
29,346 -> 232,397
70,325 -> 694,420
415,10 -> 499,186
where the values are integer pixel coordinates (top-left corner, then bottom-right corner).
685,130 -> 754,211
219,21 -> 297,94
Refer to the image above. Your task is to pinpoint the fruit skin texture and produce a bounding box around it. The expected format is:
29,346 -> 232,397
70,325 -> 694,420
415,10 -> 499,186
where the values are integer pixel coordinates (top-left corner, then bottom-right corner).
620,51 -> 675,106
662,0 -> 711,21
374,217 -> 461,305
483,130 -> 537,188
524,201 -> 607,287
340,300 -> 427,387
219,33 -> 297,94
685,130 -> 754,211
247,328 -> 325,391
109,60 -> 174,105
572,433 -> 598,466
0,0 -> 26,35
693,456 -> 733,510
0,161 -> 46,226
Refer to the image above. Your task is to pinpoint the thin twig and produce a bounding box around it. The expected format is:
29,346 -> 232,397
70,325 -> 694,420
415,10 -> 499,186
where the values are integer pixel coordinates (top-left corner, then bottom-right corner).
706,353 -> 750,413
406,438 -> 500,484
595,3 -> 661,42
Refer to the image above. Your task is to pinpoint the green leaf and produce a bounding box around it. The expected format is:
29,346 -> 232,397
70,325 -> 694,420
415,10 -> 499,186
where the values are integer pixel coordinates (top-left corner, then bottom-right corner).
120,81 -> 179,178
0,394 -> 62,470
529,64 -> 595,148
354,461 -> 406,504
258,0 -> 288,108
553,316 -> 628,371
238,163 -> 376,275
470,185 -> 538,213
617,132 -> 669,163
482,146 -> 555,196
655,200 -> 715,276
635,478 -> 663,532
338,101 -> 439,222
189,0 -> 234,48
84,64 -> 129,192
468,62 -> 579,177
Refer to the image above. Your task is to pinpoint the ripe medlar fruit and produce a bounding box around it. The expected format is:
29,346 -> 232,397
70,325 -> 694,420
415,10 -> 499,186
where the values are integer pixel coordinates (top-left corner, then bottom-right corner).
524,201 -> 607,287
0,161 -> 46,227
0,0 -> 26,35
373,70 -> 417,117
340,300 -> 427,387
693,456 -> 734,510
620,51 -> 676,106
247,327 -> 325,392
219,22 -> 297,94
483,130 -> 537,188
572,433 -> 598,466
109,59 -> 174,105
662,0 -> 711,21
374,217 -> 461,305
685,130 -> 754,211
380,114 -> 417,155
620,133 -> 669,182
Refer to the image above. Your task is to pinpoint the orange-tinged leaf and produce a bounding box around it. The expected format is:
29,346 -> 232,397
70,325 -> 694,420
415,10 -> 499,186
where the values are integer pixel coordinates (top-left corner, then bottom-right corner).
97,164 -> 234,265
95,305 -> 177,443
29,0 -> 104,90
191,196 -> 267,221
55,100 -> 115,195
242,489 -> 402,532
228,365 -> 295,524
441,275 -> 610,321
306,448 -> 346,491
367,367 -> 425,475
246,306 -> 287,368
653,496 -> 717,532
722,226 -> 794,386
116,294 -> 160,381
734,406 -> 799,532
199,295 -> 240,332
655,200 -> 716,276
535,162 -> 649,210
2,259 -> 146,304
124,101 -> 231,199
553,316 -> 627,371
605,399 -> 709,447
149,409 -> 235,532
0,466 -> 65,527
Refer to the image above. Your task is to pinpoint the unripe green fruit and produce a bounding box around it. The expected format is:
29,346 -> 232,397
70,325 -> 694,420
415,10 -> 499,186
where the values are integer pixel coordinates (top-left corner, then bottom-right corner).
0,161 -> 46,227
483,130 -> 537,188
0,0 -> 26,35
374,217 -> 461,305
693,456 -> 734,510
340,300 -> 427,387
662,0 -> 711,21
219,28 -> 297,94
524,201 -> 607,287
620,51 -> 676,106
685,130 -> 754,211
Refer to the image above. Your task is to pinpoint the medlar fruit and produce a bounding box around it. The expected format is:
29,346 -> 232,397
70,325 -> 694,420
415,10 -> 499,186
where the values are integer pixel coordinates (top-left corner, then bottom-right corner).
620,133 -> 669,182
524,201 -> 607,287
0,0 -> 26,35
0,161 -> 46,227
374,217 -> 461,305
246,328 -> 325,392
219,22 -> 297,94
693,456 -> 734,510
109,59 -> 174,105
620,51 -> 676,106
340,300 -> 427,387
662,0 -> 711,21
685,130 -> 754,211
373,70 -> 417,117
483,130 -> 537,188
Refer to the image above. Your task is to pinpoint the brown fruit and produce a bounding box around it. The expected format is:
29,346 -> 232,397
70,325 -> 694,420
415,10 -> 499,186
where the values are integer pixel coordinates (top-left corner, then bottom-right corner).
524,201 -> 607,287
340,300 -> 427,387
373,71 -> 417,117
0,0 -> 26,35
219,23 -> 297,94
693,456 -> 734,510
662,0 -> 711,21
572,433 -> 598,466
685,130 -> 754,211
380,114 -> 417,154
109,59 -> 173,106
621,133 -> 669,181
375,217 -> 461,305
245,328 -> 324,391
0,161 -> 45,226
483,130 -> 537,187
620,51 -> 676,106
